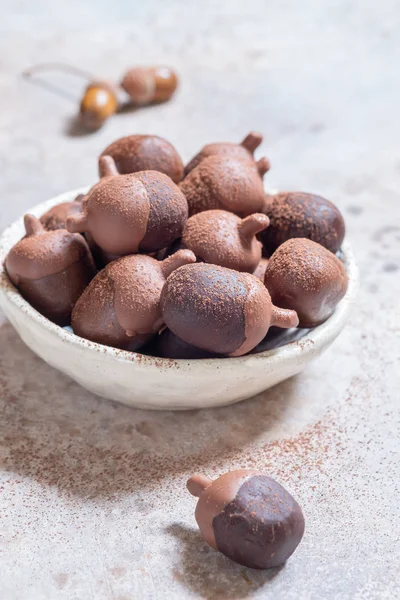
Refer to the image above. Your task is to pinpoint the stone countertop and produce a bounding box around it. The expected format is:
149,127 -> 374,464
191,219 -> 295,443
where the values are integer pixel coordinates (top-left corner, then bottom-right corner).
0,1 -> 399,598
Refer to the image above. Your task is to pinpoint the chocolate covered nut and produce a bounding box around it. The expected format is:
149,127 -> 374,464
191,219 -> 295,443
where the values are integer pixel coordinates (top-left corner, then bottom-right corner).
67,157 -> 188,255
40,194 -> 84,231
187,470 -> 305,569
149,329 -> 222,359
260,191 -> 345,255
71,250 -> 196,350
121,66 -> 178,106
184,131 -> 268,175
99,134 -> 184,183
5,215 -> 95,325
161,263 -> 298,356
180,155 -> 269,217
264,238 -> 348,327
182,210 -> 269,272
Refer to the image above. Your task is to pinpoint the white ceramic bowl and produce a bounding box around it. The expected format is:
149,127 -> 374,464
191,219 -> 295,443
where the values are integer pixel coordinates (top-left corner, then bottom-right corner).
0,188 -> 358,410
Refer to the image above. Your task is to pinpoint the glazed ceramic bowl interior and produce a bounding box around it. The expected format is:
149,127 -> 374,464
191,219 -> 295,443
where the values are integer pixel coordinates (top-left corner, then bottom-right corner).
0,188 -> 358,410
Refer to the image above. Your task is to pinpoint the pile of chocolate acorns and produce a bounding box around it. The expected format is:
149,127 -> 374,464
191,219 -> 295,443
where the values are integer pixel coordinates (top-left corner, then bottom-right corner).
5,131 -> 348,359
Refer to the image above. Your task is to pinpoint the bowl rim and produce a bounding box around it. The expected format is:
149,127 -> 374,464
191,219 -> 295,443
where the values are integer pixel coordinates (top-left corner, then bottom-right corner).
0,187 -> 358,369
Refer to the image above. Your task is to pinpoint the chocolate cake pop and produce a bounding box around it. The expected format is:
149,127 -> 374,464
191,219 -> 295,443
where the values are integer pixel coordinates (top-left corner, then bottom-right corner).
252,257 -> 269,281
67,156 -> 188,255
161,263 -> 298,356
182,210 -> 269,273
180,155 -> 270,217
149,329 -> 222,359
184,131 -> 268,175
121,66 -> 178,106
187,470 -> 305,569
264,238 -> 348,328
5,215 -> 95,325
72,250 -> 196,350
99,134 -> 184,183
40,194 -> 84,231
260,191 -> 345,255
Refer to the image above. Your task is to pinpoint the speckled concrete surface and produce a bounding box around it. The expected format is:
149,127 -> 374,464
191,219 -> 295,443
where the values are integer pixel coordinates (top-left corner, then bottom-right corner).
1,1 -> 400,598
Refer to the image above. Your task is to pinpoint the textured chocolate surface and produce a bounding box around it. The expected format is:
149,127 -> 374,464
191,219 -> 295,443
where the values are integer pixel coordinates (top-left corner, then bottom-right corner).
184,131 -> 264,175
5,215 -> 95,325
99,134 -> 184,183
213,475 -> 305,569
40,195 -> 84,231
180,155 -> 269,216
264,238 -> 348,327
67,166 -> 188,255
260,192 -> 345,255
182,210 -> 269,272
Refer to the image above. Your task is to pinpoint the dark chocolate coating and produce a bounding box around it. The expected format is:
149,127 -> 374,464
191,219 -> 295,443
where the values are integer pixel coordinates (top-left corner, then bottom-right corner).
40,195 -> 84,231
99,135 -> 184,183
213,475 -> 305,569
5,215 -> 95,326
184,132 -> 264,175
260,192 -> 345,255
162,264 -> 246,355
161,263 -> 298,356
149,329 -> 222,359
264,238 -> 348,327
180,155 -> 269,217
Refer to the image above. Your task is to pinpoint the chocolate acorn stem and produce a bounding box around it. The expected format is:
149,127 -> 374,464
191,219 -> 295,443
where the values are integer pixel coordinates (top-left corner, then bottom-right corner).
24,214 -> 45,236
66,212 -> 89,234
240,131 -> 263,153
256,157 -> 271,177
239,214 -> 270,239
270,305 -> 299,329
187,474 -> 212,497
161,250 -> 196,277
99,155 -> 119,178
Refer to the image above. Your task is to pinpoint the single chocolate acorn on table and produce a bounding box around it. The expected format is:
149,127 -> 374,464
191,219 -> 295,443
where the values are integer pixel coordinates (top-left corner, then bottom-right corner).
260,191 -> 345,256
184,131 -> 266,175
161,263 -> 298,356
264,238 -> 348,328
181,210 -> 270,273
187,470 -> 305,570
5,215 -> 95,325
180,155 -> 270,217
67,156 -> 188,255
72,250 -> 196,350
39,194 -> 84,231
99,134 -> 184,183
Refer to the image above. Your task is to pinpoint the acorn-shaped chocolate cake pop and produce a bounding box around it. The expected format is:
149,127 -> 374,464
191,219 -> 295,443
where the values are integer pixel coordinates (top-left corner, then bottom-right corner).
40,194 -> 84,231
264,238 -> 348,328
5,215 -> 95,325
180,155 -> 269,217
67,156 -> 188,255
161,263 -> 298,356
187,470 -> 305,570
260,191 -> 345,255
99,134 -> 184,183
184,131 -> 268,175
72,250 -> 196,350
182,210 -> 269,272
